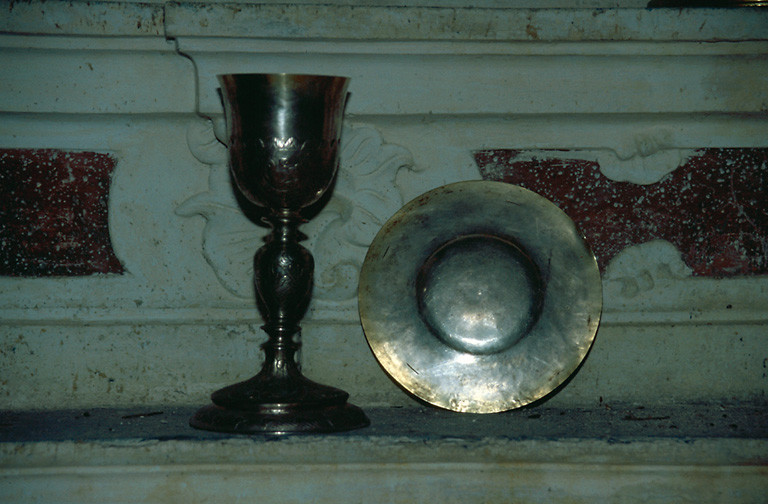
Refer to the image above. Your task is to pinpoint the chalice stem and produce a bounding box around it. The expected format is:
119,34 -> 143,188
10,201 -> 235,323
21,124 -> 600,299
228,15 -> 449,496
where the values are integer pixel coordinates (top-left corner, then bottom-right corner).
255,211 -> 312,380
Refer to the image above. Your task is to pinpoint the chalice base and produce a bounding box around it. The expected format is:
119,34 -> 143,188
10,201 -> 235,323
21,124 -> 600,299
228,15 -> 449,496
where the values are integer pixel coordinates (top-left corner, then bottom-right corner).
190,375 -> 369,434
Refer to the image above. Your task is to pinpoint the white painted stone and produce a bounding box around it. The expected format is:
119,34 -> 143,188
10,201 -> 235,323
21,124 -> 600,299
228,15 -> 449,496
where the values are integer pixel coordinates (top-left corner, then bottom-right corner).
2,318 -> 765,410
3,452 -> 766,504
0,36 -> 195,114
1,424 -> 766,504
182,39 -> 768,117
165,4 -> 768,41
0,1 -> 164,37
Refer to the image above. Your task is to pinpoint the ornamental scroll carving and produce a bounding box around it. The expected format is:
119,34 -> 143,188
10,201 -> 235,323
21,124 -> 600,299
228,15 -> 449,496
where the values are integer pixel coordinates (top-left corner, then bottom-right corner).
178,118 -> 415,310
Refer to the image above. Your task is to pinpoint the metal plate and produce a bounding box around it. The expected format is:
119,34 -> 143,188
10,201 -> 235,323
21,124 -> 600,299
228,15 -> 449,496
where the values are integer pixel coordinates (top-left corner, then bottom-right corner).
358,181 -> 602,413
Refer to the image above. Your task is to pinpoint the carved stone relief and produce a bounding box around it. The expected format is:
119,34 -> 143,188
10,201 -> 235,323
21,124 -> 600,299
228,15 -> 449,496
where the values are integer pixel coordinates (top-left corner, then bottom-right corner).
178,118 -> 415,314
602,239 -> 692,299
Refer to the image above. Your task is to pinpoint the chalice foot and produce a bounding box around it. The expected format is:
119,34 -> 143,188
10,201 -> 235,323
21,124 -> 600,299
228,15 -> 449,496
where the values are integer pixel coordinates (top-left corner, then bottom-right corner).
190,378 -> 369,434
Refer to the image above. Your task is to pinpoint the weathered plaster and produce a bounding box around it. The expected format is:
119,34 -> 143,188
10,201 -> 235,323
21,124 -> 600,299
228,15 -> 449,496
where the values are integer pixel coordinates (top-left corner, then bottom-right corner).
0,149 -> 123,276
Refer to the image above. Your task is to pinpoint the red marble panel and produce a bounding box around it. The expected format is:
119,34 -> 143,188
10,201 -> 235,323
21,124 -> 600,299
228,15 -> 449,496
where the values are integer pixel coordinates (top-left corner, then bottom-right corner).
0,149 -> 123,276
474,148 -> 768,277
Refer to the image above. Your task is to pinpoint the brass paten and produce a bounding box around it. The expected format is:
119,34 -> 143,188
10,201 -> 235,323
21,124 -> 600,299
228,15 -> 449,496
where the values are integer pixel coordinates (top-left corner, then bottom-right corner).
359,181 -> 602,413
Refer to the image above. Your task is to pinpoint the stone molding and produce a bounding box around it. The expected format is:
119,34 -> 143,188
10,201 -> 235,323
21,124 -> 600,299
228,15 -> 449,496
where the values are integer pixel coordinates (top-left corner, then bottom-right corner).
165,3 -> 768,41
4,2 -> 768,42
179,37 -> 768,117
2,405 -> 766,504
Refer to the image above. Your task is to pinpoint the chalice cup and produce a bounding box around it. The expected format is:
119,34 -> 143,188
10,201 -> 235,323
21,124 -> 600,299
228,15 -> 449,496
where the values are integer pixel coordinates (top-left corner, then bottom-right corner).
190,73 -> 369,434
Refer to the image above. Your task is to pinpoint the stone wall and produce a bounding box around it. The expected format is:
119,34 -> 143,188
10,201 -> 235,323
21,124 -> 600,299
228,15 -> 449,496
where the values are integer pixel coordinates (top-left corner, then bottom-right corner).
1,1 -> 767,411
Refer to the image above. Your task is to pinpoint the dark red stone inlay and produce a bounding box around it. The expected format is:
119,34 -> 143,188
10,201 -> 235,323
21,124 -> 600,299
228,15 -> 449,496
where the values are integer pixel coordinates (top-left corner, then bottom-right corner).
474,148 -> 768,277
0,149 -> 124,276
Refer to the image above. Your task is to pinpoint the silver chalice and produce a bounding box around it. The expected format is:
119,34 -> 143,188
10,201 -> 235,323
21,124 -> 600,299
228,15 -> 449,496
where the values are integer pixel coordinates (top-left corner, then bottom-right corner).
190,73 -> 369,434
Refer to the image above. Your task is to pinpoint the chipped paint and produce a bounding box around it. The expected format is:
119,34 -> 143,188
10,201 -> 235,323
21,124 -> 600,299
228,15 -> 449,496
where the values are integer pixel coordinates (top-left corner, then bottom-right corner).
0,149 -> 123,276
475,148 -> 768,277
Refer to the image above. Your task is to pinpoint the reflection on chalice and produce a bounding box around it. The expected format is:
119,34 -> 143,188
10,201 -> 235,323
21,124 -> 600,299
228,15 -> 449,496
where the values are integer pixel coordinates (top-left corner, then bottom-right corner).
190,73 -> 369,434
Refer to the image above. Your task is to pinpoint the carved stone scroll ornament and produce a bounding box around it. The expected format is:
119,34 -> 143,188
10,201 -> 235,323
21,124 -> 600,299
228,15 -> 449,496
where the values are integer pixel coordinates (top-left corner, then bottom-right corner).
602,239 -> 692,299
177,119 -> 415,307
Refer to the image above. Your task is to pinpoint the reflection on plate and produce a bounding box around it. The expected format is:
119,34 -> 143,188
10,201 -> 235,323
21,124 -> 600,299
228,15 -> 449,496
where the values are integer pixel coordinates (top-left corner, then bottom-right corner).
358,181 -> 602,413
